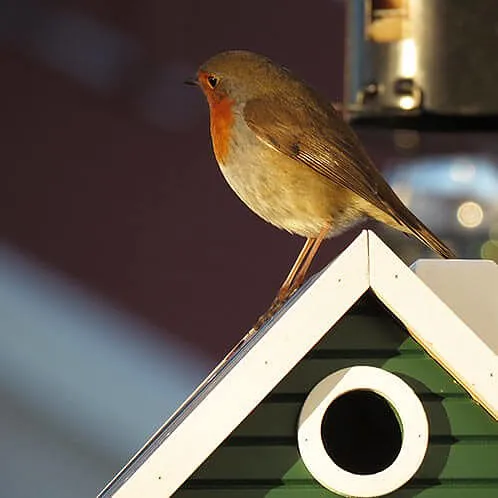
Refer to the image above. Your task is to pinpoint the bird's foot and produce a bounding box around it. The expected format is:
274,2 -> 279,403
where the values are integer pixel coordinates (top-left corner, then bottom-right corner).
253,298 -> 284,331
252,287 -> 299,331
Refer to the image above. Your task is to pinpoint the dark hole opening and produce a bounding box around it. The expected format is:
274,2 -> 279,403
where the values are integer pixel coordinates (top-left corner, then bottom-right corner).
321,390 -> 402,475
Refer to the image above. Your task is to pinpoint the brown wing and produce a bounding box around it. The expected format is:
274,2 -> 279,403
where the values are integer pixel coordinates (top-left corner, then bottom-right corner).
243,95 -> 390,215
244,95 -> 456,259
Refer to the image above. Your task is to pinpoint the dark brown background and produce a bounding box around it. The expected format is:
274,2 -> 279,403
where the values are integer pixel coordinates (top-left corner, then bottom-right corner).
3,0 -> 487,359
1,0 -> 362,358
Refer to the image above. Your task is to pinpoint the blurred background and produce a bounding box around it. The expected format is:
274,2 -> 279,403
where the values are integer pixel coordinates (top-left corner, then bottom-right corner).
1,1 -> 498,497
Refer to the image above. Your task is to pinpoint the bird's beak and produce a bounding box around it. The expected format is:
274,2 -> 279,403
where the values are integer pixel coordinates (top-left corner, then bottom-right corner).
184,77 -> 199,87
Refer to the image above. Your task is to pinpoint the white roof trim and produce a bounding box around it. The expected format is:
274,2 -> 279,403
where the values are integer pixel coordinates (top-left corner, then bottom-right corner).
99,230 -> 498,498
368,231 -> 498,420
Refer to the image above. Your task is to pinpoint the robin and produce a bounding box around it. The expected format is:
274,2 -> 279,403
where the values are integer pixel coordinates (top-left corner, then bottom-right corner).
188,50 -> 455,328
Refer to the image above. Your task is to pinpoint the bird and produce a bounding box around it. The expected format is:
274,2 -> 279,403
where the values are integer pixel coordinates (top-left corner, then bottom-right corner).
188,50 -> 455,328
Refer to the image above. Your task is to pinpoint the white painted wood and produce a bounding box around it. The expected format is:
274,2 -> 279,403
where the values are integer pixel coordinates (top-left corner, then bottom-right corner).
298,366 -> 428,497
368,231 -> 498,420
412,259 -> 498,355
99,230 -> 498,498
112,231 -> 370,497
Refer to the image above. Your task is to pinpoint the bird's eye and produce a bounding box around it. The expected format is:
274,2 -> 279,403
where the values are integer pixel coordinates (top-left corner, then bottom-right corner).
207,75 -> 219,89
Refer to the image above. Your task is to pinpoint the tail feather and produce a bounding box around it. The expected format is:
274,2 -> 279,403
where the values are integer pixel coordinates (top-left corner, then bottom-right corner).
375,188 -> 456,259
401,211 -> 456,259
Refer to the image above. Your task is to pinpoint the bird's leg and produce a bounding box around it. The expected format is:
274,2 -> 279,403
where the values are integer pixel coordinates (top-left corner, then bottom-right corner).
284,223 -> 329,296
253,224 -> 330,331
252,238 -> 314,331
276,237 -> 315,302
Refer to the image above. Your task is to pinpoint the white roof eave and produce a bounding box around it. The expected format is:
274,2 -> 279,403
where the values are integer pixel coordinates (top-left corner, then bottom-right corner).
99,230 -> 498,498
368,231 -> 498,420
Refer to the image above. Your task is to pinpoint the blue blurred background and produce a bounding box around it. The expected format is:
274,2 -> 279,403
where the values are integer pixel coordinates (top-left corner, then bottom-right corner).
1,1 -> 498,496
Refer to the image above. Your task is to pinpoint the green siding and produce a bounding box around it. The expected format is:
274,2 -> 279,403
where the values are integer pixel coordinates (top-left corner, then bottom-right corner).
231,399 -> 498,439
175,486 -> 498,498
176,300 -> 498,497
275,356 -> 466,395
185,442 -> 498,480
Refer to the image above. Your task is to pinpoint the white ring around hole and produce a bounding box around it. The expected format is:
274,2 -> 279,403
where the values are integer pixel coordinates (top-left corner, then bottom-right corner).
297,366 -> 429,497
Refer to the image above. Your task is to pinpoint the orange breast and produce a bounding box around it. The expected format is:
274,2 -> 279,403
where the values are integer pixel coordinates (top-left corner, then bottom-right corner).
208,96 -> 234,165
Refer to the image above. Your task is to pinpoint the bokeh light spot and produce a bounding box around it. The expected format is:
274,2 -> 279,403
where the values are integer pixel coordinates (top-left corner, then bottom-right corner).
457,201 -> 484,229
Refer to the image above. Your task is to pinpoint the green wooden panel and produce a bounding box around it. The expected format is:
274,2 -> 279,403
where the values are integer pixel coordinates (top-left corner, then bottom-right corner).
417,441 -> 498,480
176,488 -> 333,498
315,314 -> 420,352
232,398 -> 498,439
176,485 -> 498,497
180,306 -> 498,497
189,442 -> 498,481
379,488 -> 498,498
274,357 -> 466,395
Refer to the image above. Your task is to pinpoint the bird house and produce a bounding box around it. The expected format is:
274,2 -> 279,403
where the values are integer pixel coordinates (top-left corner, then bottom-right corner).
98,230 -> 498,498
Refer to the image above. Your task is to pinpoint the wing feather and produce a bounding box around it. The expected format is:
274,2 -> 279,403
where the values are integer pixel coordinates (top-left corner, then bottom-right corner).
243,95 -> 456,259
243,95 -> 391,215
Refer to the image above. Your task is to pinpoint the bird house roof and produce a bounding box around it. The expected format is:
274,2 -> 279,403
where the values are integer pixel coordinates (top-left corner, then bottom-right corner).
98,230 -> 498,498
